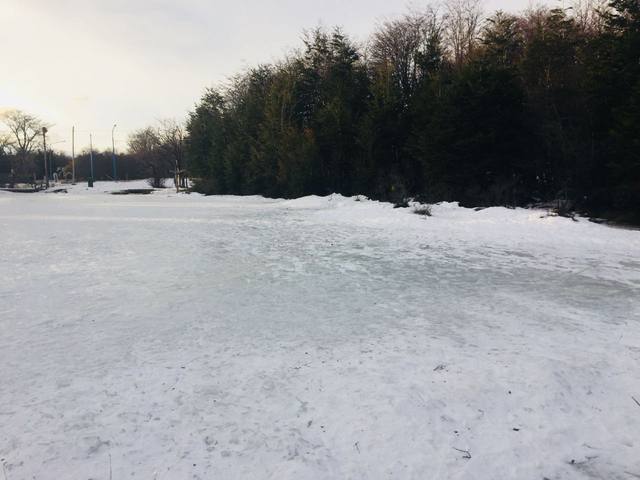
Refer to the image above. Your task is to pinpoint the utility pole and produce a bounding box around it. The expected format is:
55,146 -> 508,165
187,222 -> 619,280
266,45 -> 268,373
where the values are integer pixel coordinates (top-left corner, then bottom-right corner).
42,127 -> 49,189
111,124 -> 117,181
89,133 -> 94,187
72,126 -> 75,184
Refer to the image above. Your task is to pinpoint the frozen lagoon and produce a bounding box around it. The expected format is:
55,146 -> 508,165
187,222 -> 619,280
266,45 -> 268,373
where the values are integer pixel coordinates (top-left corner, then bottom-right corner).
1,182 -> 639,479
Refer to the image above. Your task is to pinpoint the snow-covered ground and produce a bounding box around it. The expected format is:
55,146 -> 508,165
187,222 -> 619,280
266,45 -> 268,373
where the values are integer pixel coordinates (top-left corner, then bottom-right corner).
1,181 -> 639,479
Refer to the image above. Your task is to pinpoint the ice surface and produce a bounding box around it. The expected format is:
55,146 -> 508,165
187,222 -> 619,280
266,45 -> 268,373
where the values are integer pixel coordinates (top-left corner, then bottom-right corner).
1,182 -> 639,479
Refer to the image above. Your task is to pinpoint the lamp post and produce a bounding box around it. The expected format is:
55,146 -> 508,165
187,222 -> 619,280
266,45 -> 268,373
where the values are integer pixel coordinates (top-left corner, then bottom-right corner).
42,127 -> 48,189
89,133 -> 94,187
72,126 -> 75,184
112,124 -> 117,181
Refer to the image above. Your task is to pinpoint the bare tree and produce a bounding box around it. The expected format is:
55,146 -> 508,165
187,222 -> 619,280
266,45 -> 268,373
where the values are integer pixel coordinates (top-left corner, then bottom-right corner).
0,133 -> 12,156
371,14 -> 424,102
157,119 -> 187,191
1,110 -> 45,175
128,127 -> 165,188
369,7 -> 443,103
444,0 -> 484,67
571,0 -> 609,33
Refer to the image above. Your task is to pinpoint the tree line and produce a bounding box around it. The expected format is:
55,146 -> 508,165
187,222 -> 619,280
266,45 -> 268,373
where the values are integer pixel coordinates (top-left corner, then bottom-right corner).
185,0 -> 640,222
2,0 -> 637,222
0,114 -> 186,189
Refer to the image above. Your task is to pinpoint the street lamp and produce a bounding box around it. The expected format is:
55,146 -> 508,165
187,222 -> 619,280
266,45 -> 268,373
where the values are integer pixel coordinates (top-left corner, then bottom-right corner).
112,124 -> 117,181
42,127 -> 48,189
89,133 -> 94,187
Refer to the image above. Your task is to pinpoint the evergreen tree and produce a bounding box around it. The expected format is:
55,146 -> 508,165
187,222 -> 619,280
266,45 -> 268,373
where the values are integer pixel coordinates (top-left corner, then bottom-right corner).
185,89 -> 227,193
182,2 -> 640,223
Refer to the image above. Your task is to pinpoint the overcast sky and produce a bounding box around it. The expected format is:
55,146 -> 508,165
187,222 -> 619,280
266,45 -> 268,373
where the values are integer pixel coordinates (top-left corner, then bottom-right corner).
0,0 -> 553,152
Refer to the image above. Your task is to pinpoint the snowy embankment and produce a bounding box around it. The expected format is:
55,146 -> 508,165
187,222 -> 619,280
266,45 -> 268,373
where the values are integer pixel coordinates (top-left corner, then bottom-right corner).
0,184 -> 639,479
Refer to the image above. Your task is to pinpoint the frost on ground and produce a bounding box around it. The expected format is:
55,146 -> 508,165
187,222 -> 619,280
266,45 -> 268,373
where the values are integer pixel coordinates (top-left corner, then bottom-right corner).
0,181 -> 639,479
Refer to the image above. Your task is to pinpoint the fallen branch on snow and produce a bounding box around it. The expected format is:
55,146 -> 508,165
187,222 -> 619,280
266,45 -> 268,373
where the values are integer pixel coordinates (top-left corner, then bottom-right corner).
453,447 -> 472,459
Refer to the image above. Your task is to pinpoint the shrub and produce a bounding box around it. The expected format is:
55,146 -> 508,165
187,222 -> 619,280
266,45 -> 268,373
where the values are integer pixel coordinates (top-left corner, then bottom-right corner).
147,177 -> 167,188
413,205 -> 432,217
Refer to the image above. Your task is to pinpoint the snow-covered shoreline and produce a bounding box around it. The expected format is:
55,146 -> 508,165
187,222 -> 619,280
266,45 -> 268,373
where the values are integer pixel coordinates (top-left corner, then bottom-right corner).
1,183 -> 638,479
